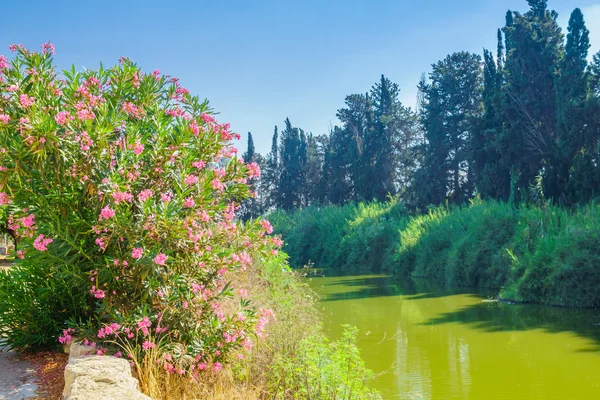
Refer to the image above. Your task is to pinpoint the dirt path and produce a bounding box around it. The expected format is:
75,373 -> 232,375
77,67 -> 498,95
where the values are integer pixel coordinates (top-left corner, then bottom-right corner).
0,350 -> 37,400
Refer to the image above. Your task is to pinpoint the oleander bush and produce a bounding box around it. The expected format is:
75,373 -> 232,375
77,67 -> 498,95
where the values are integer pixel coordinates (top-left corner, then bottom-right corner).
0,43 -> 278,374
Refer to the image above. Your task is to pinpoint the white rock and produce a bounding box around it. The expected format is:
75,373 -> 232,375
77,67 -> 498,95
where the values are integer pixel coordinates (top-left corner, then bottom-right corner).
66,342 -> 96,362
63,356 -> 150,400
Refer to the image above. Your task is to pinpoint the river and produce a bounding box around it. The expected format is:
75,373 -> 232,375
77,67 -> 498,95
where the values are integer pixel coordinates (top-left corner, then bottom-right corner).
308,273 -> 600,399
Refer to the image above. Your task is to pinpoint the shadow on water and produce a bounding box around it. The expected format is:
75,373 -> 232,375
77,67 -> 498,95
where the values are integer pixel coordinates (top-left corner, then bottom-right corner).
421,298 -> 600,348
311,271 -> 600,349
313,273 -> 494,303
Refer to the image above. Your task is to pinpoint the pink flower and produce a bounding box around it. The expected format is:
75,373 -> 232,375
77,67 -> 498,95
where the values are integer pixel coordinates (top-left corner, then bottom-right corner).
41,42 -> 55,55
133,141 -> 144,155
122,102 -> 142,118
247,162 -> 261,178
160,192 -> 172,203
132,247 -> 143,259
211,179 -> 224,192
95,237 -> 107,250
54,111 -> 70,125
89,286 -> 106,299
260,219 -> 273,234
212,362 -> 222,373
183,197 -> 195,208
192,160 -> 206,169
112,191 -> 133,204
99,206 -> 115,220
0,192 -> 12,205
138,189 -> 153,202
7,85 -> 17,92
238,288 -> 248,299
189,120 -> 200,135
239,252 -> 252,270
142,341 -> 156,351
58,328 -> 75,345
76,108 -> 94,121
33,234 -> 53,251
184,174 -> 199,186
0,55 -> 7,69
19,94 -> 35,108
21,214 -> 35,228
154,253 -> 168,266
0,114 -> 9,124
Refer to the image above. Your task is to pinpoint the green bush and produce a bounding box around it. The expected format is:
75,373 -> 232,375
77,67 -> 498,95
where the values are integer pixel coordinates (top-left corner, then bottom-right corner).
272,200 -> 600,308
268,325 -> 381,400
0,257 -> 90,349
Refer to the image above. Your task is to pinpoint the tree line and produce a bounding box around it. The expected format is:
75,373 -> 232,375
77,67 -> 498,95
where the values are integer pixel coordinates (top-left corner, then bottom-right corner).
241,0 -> 600,218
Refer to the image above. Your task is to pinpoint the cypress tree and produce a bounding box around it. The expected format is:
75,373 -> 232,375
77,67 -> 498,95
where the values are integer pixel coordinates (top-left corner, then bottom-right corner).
263,127 -> 280,210
277,119 -> 305,210
370,75 -> 399,201
500,2 -> 563,200
554,8 -> 591,203
243,132 -> 256,162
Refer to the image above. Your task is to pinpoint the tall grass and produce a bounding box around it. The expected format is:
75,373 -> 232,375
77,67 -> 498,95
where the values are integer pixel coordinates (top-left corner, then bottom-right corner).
272,200 -> 600,308
134,252 -> 381,399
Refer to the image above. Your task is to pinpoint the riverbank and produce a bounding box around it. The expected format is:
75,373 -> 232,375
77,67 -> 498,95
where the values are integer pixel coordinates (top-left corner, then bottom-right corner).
270,200 -> 600,308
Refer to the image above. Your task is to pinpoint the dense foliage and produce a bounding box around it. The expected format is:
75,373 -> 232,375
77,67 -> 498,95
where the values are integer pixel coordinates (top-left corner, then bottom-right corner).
0,44 -> 281,374
244,1 -> 600,216
272,200 -> 600,308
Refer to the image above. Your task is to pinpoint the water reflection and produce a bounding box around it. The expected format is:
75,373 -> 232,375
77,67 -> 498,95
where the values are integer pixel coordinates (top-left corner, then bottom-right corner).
309,274 -> 600,399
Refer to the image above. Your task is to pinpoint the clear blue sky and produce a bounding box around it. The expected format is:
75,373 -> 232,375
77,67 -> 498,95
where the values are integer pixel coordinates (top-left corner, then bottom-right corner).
2,0 -> 600,154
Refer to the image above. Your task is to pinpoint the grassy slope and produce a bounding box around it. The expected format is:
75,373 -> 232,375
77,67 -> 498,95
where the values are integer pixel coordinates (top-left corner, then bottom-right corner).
270,200 -> 600,308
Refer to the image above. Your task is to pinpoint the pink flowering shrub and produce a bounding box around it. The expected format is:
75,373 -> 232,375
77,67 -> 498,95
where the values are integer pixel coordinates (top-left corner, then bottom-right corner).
0,44 -> 281,375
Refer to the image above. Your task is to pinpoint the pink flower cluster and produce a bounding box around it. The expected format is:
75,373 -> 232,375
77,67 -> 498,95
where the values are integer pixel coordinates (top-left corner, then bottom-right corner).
58,328 -> 75,345
54,111 -> 71,125
132,247 -> 143,259
112,191 -> 133,204
154,253 -> 168,266
247,162 -> 261,178
138,189 -> 153,202
0,192 -> 12,205
260,219 -> 274,234
33,234 -> 53,251
99,206 -> 115,220
90,285 -> 106,299
19,94 -> 35,108
97,323 -> 121,338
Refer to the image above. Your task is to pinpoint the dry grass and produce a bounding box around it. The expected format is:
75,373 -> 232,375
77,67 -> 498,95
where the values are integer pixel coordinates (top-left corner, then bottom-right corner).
131,258 -> 321,399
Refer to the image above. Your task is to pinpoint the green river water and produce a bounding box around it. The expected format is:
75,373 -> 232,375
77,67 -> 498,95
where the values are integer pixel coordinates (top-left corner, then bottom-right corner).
308,274 -> 600,400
